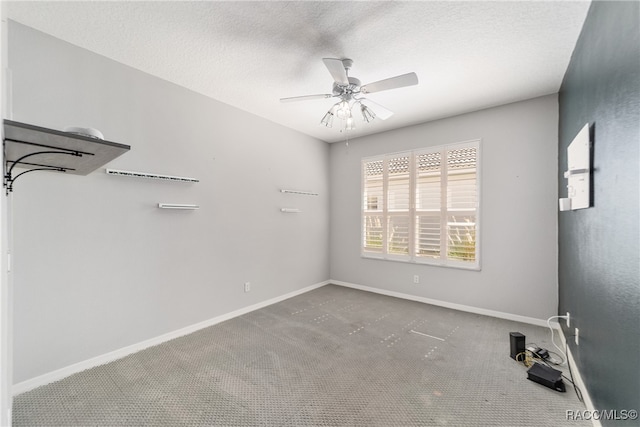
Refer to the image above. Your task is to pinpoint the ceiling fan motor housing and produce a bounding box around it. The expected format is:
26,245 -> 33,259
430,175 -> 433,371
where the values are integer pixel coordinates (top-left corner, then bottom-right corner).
332,77 -> 361,97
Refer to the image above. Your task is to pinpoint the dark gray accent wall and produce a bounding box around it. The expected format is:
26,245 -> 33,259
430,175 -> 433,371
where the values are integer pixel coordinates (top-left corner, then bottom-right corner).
558,1 -> 639,423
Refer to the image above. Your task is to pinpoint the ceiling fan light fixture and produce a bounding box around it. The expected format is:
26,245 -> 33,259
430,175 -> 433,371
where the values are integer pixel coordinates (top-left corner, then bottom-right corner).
361,104 -> 376,123
320,110 -> 334,128
344,110 -> 356,131
335,99 -> 351,120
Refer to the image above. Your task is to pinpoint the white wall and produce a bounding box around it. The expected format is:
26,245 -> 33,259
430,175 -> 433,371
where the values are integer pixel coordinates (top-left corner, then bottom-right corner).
1,5 -> 13,425
8,22 -> 330,384
329,95 -> 559,321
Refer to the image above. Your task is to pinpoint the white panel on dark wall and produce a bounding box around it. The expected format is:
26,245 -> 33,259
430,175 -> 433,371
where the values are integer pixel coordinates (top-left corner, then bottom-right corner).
559,123 -> 591,211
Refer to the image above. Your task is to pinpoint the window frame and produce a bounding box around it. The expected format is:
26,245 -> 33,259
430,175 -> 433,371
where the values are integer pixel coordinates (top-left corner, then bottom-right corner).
361,139 -> 481,270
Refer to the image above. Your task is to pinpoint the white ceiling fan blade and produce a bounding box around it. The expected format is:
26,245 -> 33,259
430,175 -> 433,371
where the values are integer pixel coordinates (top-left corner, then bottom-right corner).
360,98 -> 394,120
280,94 -> 333,102
322,58 -> 349,86
361,72 -> 418,94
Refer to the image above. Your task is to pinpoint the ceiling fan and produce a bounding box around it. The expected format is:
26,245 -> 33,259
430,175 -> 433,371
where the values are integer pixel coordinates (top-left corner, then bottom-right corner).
280,58 -> 418,131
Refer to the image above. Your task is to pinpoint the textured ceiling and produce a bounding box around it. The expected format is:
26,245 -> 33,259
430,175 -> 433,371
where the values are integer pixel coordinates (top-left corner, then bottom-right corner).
6,1 -> 591,143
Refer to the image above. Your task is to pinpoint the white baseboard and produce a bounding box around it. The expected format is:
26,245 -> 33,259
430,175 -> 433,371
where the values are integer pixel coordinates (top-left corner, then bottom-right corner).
13,280 -> 329,395
330,280 -> 552,327
557,328 -> 601,427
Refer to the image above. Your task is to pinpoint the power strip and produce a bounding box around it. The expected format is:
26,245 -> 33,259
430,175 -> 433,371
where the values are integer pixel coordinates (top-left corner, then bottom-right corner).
526,346 -> 550,360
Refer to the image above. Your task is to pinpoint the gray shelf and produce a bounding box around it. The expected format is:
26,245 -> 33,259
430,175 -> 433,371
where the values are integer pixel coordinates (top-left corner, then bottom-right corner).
3,120 -> 130,192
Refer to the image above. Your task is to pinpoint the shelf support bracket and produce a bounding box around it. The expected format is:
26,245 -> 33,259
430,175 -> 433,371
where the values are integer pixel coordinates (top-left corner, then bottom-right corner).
4,150 -> 81,194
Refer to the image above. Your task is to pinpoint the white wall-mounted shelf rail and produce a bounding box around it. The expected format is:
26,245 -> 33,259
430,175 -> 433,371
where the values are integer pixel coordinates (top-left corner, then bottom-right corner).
280,208 -> 301,213
280,189 -> 318,196
106,169 -> 199,183
158,203 -> 200,210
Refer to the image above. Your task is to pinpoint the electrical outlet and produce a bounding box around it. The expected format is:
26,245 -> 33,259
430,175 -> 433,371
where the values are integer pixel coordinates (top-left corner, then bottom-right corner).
575,328 -> 579,345
413,275 -> 420,284
566,312 -> 570,328
244,282 -> 251,293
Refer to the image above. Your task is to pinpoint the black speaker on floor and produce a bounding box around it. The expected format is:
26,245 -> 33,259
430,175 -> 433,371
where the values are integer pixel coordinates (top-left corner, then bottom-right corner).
509,332 -> 525,360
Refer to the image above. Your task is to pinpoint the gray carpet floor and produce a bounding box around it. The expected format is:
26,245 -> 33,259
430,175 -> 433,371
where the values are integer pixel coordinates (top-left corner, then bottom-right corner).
13,284 -> 589,426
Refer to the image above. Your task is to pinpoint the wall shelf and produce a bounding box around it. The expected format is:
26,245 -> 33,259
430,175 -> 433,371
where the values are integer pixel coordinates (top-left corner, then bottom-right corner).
3,120 -> 130,193
107,168 -> 199,183
280,189 -> 318,196
158,203 -> 200,210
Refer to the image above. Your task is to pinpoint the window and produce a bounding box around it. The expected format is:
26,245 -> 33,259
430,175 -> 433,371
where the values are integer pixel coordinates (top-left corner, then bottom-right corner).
362,140 -> 480,269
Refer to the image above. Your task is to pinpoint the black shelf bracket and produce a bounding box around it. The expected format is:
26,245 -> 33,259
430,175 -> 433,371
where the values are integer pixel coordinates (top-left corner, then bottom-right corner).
3,146 -> 82,194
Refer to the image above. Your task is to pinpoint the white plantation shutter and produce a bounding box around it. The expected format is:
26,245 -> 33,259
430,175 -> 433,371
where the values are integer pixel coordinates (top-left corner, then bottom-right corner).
362,140 -> 480,269
415,151 -> 442,260
363,160 -> 384,253
386,155 -> 411,257
446,147 -> 477,263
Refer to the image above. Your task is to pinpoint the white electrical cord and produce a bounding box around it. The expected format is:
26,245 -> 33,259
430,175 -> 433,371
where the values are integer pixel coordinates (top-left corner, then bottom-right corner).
547,315 -> 568,366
